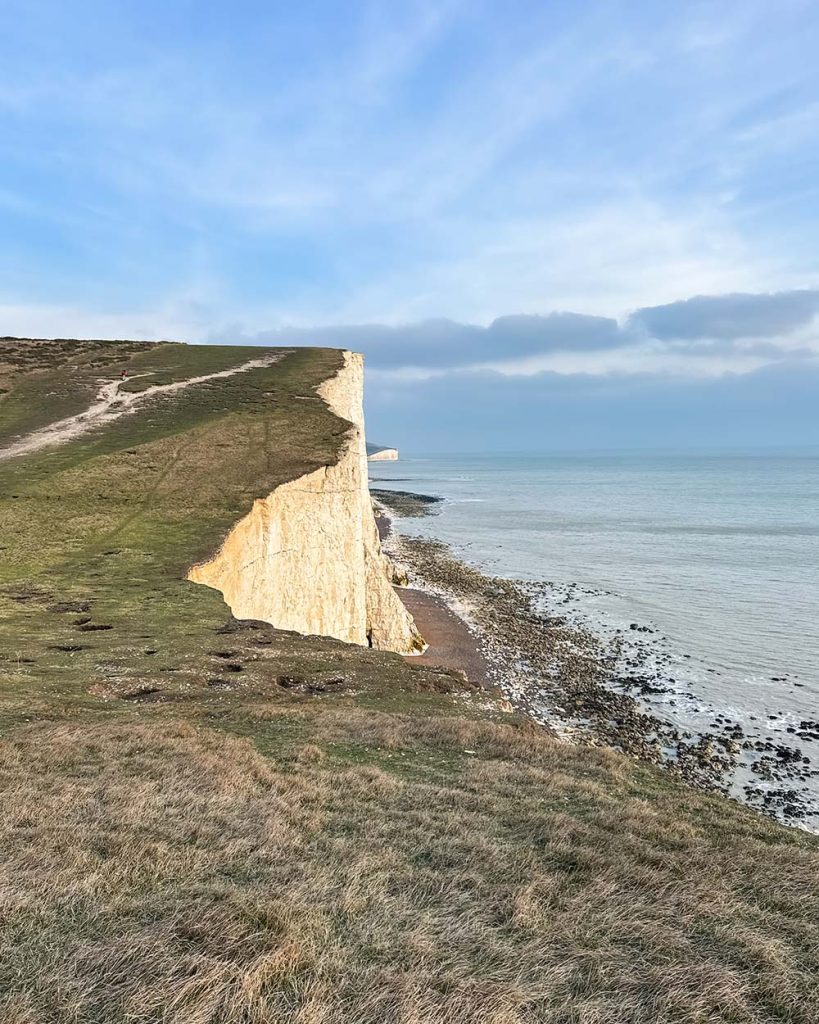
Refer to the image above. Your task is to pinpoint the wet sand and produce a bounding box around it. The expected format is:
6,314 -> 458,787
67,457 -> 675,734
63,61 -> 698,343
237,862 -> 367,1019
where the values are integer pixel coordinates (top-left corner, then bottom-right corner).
377,509 -> 491,688
397,585 -> 492,687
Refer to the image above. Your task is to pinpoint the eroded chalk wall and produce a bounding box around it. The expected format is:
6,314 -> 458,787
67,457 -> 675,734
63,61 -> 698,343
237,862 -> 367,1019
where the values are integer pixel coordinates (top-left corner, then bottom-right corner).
187,352 -> 423,653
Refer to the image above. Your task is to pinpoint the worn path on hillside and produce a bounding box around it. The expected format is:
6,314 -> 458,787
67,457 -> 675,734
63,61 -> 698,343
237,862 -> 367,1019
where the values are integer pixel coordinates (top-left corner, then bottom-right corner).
0,351 -> 287,462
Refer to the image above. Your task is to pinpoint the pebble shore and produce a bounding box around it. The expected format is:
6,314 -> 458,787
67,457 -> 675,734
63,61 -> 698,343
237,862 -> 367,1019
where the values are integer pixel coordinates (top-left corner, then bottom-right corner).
375,490 -> 819,829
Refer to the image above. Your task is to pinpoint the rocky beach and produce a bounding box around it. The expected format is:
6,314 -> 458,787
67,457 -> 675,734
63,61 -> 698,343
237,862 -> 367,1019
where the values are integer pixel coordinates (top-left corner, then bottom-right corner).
375,488 -> 819,830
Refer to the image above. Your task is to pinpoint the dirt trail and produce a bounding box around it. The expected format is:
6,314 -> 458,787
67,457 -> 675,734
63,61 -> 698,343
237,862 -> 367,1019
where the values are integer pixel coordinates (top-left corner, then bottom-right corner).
0,352 -> 287,463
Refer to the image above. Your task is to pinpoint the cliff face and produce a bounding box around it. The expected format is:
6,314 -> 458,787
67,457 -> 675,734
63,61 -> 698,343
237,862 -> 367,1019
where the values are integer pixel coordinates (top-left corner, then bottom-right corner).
367,447 -> 399,462
187,352 -> 423,653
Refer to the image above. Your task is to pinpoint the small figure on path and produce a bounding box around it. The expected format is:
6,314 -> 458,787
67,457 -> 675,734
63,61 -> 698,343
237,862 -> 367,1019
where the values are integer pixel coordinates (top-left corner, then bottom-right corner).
120,369 -> 129,381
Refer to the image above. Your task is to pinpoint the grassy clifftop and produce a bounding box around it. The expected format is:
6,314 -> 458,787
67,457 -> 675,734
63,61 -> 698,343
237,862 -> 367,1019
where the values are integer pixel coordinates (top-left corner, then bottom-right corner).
1,341 -> 351,708
0,338 -> 817,1024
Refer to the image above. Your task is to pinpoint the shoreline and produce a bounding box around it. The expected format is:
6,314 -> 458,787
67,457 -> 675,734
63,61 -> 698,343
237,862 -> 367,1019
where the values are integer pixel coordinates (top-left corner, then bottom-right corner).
374,489 -> 818,830
376,508 -> 495,690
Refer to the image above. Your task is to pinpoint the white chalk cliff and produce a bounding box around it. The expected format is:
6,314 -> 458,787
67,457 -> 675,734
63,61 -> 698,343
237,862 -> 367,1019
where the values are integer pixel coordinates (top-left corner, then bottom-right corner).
366,445 -> 399,461
187,352 -> 423,653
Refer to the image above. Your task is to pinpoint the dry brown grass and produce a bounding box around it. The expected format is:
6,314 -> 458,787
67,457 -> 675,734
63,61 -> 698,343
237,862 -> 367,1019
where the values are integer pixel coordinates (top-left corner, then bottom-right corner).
1,705 -> 817,1024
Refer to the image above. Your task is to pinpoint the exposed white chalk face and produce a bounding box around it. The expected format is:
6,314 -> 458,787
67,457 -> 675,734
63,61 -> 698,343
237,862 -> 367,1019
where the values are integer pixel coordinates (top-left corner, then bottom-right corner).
367,447 -> 399,462
188,352 -> 422,654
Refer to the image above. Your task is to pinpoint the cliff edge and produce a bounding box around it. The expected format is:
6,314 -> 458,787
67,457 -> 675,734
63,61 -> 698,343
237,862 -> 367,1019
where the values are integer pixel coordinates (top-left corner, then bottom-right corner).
187,351 -> 423,653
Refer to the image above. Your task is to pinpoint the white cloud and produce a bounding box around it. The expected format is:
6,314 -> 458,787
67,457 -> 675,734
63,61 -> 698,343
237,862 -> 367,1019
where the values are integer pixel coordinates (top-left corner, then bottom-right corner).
318,196 -> 784,326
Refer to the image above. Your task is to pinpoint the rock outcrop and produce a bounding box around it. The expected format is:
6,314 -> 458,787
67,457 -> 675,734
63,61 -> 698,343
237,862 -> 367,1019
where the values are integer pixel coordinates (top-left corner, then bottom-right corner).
187,352 -> 423,654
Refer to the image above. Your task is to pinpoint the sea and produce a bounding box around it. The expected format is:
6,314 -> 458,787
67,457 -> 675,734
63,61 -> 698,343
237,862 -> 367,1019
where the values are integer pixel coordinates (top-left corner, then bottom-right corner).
370,449 -> 819,829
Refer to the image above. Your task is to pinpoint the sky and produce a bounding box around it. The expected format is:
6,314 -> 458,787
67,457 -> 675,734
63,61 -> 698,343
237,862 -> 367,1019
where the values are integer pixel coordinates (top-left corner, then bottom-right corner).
1,0 -> 818,450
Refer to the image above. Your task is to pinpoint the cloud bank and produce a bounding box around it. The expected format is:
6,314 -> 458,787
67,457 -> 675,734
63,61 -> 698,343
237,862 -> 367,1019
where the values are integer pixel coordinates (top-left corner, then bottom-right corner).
205,288 -> 819,451
213,312 -> 622,370
210,288 -> 819,377
629,290 -> 819,341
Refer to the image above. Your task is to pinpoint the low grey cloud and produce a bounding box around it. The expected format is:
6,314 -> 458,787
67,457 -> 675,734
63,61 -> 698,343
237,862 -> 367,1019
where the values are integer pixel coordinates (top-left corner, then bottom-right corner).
485,314 -> 622,354
629,289 -> 819,341
212,312 -> 622,369
211,288 -> 819,373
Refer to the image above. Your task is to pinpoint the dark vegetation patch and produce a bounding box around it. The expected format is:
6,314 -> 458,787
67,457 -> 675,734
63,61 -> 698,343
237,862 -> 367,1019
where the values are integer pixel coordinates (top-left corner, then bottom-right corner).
277,674 -> 349,695
3,584 -> 52,604
48,600 -> 91,613
121,685 -> 162,702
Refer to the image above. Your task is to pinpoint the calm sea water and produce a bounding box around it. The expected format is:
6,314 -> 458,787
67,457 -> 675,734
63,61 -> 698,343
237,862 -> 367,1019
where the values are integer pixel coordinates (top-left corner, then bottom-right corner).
371,449 -> 819,824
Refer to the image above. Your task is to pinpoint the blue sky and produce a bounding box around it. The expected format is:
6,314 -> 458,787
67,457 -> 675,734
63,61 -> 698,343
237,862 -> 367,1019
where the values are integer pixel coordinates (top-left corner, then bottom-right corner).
2,1 -> 818,448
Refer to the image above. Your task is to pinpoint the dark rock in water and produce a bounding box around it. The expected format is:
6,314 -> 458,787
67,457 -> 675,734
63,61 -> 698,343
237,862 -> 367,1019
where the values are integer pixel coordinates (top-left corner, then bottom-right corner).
371,489 -> 443,518
796,720 -> 819,741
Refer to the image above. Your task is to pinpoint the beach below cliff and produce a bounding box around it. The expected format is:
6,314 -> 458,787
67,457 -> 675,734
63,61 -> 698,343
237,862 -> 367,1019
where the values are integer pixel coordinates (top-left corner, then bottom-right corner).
374,484 -> 819,830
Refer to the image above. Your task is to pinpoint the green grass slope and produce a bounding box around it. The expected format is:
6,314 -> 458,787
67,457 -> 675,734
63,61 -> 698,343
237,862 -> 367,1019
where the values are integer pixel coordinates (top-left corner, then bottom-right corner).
0,338 -> 817,1024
